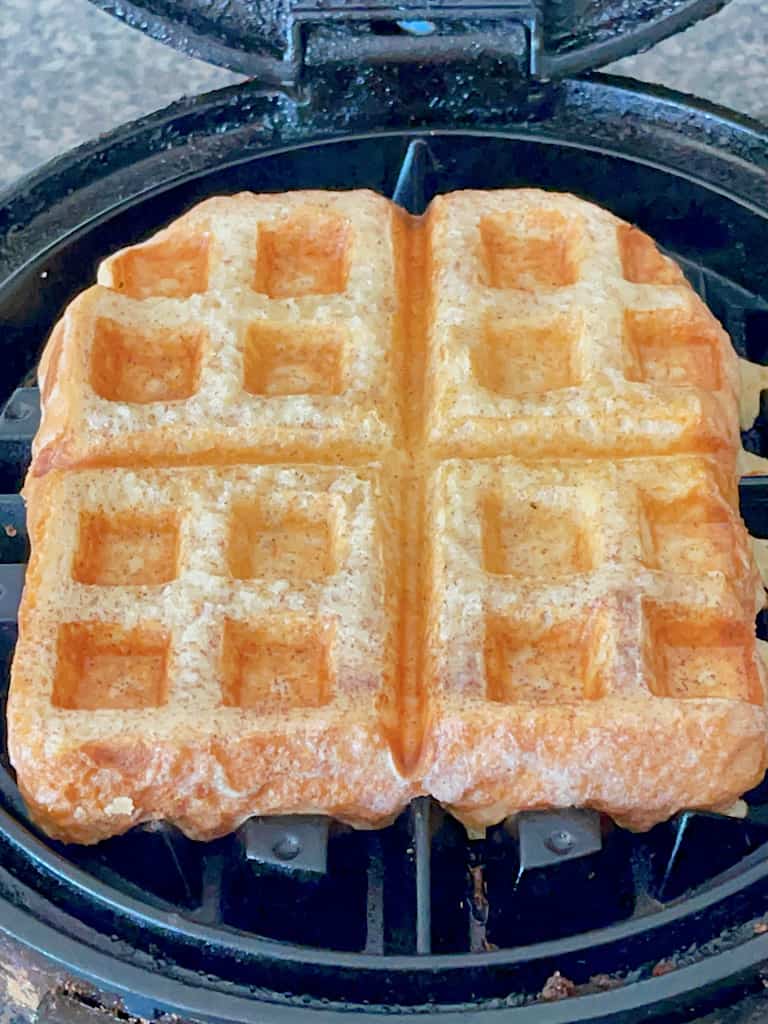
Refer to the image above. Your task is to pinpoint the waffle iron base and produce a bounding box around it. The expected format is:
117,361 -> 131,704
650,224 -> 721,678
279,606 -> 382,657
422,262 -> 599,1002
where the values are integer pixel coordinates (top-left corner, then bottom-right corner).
4,72 -> 768,1023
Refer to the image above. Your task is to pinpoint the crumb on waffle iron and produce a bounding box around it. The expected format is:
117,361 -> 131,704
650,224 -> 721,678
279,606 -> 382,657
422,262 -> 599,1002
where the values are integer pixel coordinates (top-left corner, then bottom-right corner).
8,188 -> 768,843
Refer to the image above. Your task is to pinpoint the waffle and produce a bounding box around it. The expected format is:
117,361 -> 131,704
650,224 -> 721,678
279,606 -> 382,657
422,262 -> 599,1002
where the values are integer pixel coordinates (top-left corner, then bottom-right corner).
419,191 -> 766,830
32,191 -> 401,474
12,465 -> 406,842
9,187 -> 768,843
424,191 -> 739,460
420,456 -> 766,831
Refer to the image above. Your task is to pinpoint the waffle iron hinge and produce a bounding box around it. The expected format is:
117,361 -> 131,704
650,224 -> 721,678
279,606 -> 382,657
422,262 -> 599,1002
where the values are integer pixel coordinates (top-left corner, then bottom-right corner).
291,1 -> 539,79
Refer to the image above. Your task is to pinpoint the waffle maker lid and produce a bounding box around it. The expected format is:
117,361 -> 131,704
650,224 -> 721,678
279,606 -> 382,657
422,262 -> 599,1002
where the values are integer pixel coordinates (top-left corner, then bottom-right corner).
88,0 -> 732,85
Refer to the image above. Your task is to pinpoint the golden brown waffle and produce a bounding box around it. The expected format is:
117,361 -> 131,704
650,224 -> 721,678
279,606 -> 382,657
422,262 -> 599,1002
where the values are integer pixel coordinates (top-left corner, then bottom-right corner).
12,465 -> 406,842
32,191 -> 401,474
420,456 -> 766,831
425,191 -> 739,460
10,187 -> 768,843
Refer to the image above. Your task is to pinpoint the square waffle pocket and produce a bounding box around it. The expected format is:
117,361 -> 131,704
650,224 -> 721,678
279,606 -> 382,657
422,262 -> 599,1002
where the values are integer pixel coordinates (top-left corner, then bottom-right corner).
9,466 -> 408,843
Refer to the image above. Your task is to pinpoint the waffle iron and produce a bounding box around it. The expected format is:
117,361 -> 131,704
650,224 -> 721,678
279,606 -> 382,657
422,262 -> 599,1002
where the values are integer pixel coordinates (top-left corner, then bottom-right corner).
4,2 -> 768,1021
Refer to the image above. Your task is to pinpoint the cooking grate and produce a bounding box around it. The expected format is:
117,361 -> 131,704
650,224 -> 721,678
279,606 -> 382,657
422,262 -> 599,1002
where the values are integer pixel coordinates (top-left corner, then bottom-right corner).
3,130 -> 768,1016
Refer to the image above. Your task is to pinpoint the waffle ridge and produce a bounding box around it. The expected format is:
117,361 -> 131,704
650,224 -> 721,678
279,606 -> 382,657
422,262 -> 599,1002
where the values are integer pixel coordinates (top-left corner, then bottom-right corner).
9,188 -> 768,843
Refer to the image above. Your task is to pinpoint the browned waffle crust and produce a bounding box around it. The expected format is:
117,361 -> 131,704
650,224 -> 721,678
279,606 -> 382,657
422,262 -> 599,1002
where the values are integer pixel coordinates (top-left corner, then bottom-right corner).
9,189 -> 767,843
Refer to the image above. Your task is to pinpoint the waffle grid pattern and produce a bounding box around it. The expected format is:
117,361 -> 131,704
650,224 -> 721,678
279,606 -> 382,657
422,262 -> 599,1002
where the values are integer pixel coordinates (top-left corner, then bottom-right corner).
429,458 -> 760,710
33,467 -> 392,722
10,188 -> 768,842
33,192 -> 401,473
426,192 -> 738,459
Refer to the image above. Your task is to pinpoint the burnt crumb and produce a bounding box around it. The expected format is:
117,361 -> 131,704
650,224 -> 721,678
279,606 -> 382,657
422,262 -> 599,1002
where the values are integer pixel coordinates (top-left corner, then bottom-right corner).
589,973 -> 623,991
652,959 -> 676,977
526,906 -> 768,1008
469,865 -> 488,920
4,524 -> 17,538
468,863 -> 493,952
540,971 -> 576,1001
59,982 -> 144,1022
543,973 -> 623,999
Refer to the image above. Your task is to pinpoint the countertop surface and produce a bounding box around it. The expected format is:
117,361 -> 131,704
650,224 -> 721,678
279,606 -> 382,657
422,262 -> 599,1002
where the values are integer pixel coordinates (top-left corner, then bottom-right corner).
0,0 -> 767,191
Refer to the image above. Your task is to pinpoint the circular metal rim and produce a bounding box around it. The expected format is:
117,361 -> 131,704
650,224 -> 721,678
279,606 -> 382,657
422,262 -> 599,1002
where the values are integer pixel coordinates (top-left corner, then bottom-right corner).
2,72 -> 768,1018
4,71 -> 768,286
3,794 -> 768,974
539,0 -> 729,77
1,890 -> 767,1024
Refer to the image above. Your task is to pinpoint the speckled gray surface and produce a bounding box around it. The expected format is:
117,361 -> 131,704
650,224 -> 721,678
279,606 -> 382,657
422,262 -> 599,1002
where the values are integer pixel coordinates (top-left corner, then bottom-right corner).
0,0 -> 767,191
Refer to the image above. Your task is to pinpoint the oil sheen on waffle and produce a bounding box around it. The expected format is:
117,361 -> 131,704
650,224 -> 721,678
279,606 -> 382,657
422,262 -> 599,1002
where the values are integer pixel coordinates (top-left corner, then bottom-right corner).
8,189 -> 768,844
